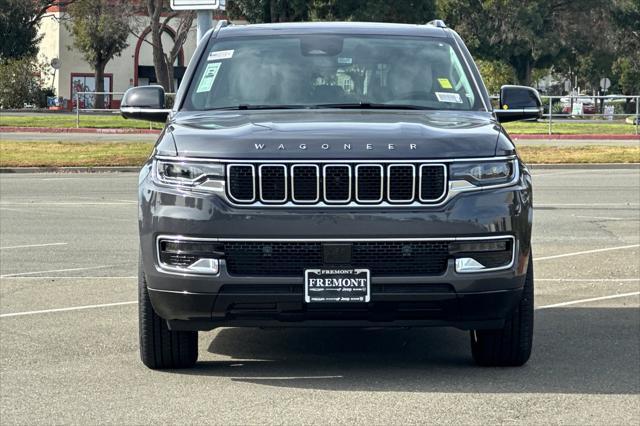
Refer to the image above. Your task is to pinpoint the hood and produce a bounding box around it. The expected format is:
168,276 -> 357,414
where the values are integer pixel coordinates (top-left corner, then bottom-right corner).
166,110 -> 502,159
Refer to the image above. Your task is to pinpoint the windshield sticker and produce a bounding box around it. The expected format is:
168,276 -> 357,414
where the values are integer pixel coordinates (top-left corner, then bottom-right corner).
338,57 -> 353,65
435,92 -> 463,103
196,62 -> 221,93
207,50 -> 234,61
437,78 -> 453,89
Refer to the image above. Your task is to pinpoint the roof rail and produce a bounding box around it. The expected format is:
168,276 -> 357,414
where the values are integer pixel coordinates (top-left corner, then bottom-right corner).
426,19 -> 447,29
215,20 -> 230,31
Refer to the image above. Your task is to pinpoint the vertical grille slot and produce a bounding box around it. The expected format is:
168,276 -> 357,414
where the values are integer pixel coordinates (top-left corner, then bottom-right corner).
420,164 -> 447,202
291,165 -> 319,203
355,164 -> 383,203
259,165 -> 287,203
387,164 -> 415,202
323,165 -> 351,203
227,164 -> 255,203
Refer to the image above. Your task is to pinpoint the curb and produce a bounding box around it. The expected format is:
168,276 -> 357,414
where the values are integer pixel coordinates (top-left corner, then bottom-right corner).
0,166 -> 141,173
0,127 -> 161,134
2,164 -> 638,173
512,134 -> 639,140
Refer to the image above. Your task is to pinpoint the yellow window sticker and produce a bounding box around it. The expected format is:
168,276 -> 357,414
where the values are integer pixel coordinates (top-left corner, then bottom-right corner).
437,78 -> 453,89
196,62 -> 221,93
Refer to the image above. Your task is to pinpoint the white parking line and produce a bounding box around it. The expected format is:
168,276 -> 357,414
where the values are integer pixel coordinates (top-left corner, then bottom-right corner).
1,276 -> 137,279
0,242 -> 68,250
537,278 -> 640,282
535,203 -> 640,207
573,215 -> 626,221
535,244 -> 640,261
0,301 -> 137,318
0,202 -> 135,206
537,292 -> 640,310
0,265 -> 116,278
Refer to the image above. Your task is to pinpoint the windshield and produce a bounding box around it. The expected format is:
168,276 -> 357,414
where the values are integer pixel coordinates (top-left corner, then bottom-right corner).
183,34 -> 483,111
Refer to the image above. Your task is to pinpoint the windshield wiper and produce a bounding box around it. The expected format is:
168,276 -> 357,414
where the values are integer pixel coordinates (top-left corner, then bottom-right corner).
203,104 -> 306,111
313,102 -> 437,110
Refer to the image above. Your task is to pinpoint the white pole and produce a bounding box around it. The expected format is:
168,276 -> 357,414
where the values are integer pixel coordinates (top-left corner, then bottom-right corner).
197,10 -> 213,46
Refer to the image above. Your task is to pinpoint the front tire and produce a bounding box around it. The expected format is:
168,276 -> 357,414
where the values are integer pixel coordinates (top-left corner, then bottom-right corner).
470,257 -> 534,367
139,257 -> 198,369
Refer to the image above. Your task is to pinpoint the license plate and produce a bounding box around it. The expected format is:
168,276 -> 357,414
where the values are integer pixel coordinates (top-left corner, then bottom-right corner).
304,269 -> 370,303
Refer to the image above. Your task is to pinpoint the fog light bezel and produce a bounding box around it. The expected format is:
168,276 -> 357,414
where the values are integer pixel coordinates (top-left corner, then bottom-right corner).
156,236 -> 224,275
451,236 -> 516,274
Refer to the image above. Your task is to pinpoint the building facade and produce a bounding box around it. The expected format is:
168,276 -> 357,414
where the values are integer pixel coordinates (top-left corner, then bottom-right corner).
37,3 -> 232,109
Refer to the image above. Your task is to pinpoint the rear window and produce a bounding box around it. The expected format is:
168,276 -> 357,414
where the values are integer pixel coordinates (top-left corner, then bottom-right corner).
183,34 -> 483,111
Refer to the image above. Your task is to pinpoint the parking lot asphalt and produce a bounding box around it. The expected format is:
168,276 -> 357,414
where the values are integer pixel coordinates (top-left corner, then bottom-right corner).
0,168 -> 639,425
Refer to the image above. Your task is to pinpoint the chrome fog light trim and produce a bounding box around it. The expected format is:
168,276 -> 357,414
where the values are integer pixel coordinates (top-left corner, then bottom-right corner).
455,257 -> 486,272
186,258 -> 219,274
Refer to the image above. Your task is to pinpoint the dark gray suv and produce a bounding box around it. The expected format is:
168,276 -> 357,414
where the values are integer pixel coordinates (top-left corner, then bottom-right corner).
122,20 -> 541,369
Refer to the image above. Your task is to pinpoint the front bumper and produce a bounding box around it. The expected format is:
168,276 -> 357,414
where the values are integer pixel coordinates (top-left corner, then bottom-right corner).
138,162 -> 533,330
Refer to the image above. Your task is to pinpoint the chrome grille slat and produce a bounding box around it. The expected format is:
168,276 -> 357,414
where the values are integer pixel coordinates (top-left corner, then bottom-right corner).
227,164 -> 256,203
226,161 -> 447,206
291,164 -> 320,203
419,164 -> 447,202
323,164 -> 351,203
355,164 -> 384,203
387,164 -> 415,203
259,164 -> 287,203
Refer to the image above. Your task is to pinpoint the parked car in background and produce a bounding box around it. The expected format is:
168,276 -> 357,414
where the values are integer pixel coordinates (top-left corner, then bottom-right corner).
561,97 -> 597,115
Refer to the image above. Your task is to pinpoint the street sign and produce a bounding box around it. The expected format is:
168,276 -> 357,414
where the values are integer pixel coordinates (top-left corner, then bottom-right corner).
170,0 -> 225,10
600,77 -> 611,91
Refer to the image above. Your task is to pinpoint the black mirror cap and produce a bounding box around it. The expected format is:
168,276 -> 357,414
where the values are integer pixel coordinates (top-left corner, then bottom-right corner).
120,85 -> 169,123
496,85 -> 543,123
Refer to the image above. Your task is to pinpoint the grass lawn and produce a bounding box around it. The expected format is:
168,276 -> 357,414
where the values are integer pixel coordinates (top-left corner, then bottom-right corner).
503,121 -> 636,135
518,145 -> 640,164
0,141 -> 153,167
1,141 -> 638,167
1,113 -> 638,134
0,114 -> 164,130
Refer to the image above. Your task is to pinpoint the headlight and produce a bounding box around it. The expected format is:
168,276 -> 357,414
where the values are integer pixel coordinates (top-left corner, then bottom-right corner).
450,160 -> 516,186
154,159 -> 224,186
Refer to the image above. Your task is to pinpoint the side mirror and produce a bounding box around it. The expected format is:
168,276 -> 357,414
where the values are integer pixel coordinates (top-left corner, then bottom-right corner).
495,85 -> 543,123
120,85 -> 170,123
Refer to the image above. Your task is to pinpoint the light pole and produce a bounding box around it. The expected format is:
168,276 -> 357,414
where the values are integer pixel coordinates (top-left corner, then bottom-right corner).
171,0 -> 225,46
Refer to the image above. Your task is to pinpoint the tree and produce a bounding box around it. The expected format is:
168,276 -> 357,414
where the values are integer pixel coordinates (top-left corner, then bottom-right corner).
437,0 -> 605,86
138,0 -> 195,92
227,0 -> 436,24
312,0 -> 436,23
66,0 -> 131,109
476,59 -> 515,95
611,0 -> 640,98
0,0 -> 75,60
227,0 -> 311,23
0,57 -> 50,108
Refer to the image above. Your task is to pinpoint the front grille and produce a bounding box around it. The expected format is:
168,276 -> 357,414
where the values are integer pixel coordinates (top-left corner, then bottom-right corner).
226,162 -> 447,206
224,241 -> 449,276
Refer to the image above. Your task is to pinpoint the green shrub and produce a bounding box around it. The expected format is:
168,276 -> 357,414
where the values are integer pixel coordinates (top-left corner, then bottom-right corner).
0,57 -> 49,109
